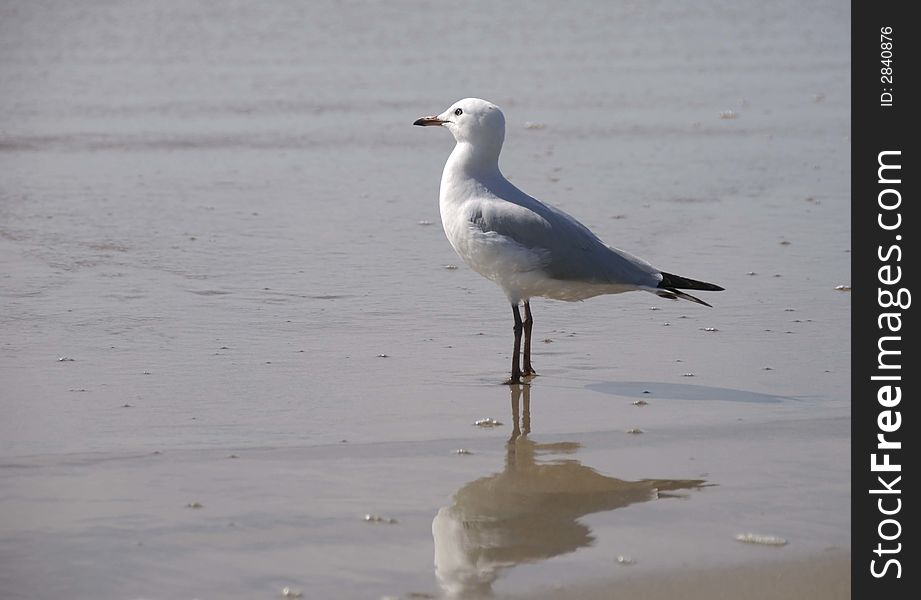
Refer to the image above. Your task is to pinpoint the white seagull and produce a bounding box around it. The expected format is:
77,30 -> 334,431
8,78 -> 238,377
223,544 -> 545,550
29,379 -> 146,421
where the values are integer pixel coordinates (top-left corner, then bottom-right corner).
414,98 -> 723,384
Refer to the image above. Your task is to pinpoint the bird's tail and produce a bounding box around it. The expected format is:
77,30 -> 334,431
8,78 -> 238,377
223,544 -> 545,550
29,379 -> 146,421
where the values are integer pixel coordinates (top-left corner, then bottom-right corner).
656,272 -> 724,307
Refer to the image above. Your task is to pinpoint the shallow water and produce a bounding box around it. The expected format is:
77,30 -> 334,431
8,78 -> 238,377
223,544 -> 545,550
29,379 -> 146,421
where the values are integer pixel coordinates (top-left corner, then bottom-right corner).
1,1 -> 849,598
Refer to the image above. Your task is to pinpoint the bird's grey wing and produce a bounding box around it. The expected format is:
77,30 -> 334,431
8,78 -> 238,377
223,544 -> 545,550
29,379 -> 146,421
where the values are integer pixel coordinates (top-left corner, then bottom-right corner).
470,195 -> 661,287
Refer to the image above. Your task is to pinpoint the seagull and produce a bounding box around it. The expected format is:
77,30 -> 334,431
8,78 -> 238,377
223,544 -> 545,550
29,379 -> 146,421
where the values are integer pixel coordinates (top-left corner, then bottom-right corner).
414,98 -> 723,384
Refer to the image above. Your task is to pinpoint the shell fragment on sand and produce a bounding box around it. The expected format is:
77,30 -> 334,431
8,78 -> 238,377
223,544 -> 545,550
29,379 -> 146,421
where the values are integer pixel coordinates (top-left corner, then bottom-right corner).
735,532 -> 788,546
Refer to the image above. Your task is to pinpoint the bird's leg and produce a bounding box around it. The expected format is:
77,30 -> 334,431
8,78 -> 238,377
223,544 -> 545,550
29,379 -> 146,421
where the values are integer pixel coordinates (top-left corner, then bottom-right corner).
504,304 -> 524,385
522,301 -> 537,377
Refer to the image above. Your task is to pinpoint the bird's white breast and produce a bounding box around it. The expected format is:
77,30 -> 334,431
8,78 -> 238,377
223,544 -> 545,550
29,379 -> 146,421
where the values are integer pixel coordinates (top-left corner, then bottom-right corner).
440,196 -> 543,282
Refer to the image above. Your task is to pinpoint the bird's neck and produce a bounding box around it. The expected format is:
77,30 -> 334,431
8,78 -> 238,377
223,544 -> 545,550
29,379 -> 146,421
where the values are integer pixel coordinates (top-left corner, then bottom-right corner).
445,141 -> 503,183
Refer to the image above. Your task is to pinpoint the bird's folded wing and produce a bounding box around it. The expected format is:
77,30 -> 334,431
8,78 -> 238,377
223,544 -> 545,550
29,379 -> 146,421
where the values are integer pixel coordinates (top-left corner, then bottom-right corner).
467,196 -> 660,287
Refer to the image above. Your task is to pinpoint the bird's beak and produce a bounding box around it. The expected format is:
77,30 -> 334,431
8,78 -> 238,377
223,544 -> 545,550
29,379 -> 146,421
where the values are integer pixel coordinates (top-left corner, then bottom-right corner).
413,115 -> 446,127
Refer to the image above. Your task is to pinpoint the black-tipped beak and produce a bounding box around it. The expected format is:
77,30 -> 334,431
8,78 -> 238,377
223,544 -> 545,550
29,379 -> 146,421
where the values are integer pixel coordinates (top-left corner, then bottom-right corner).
413,116 -> 445,127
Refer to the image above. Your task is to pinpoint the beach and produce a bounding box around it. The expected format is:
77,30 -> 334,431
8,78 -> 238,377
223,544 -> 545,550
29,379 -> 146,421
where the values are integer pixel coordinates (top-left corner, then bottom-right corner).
1,1 -> 850,598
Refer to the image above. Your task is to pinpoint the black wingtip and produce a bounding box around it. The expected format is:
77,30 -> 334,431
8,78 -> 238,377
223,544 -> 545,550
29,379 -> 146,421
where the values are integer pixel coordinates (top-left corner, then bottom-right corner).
658,272 -> 724,292
657,289 -> 713,307
656,271 -> 721,306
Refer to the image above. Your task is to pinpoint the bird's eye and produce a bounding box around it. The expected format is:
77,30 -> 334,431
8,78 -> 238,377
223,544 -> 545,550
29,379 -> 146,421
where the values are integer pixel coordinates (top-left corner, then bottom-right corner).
454,108 -> 463,116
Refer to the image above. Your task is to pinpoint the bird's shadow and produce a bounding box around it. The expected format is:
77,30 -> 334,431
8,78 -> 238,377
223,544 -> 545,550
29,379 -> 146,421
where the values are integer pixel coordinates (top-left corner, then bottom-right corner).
587,381 -> 795,404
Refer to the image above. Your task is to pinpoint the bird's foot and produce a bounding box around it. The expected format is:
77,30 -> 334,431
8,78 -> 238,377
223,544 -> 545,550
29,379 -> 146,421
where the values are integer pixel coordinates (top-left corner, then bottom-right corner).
522,367 -> 538,377
503,376 -> 524,386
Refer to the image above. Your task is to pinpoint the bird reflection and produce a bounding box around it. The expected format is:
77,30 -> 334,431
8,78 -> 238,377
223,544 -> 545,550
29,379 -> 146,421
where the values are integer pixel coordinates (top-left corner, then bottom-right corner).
432,385 -> 706,598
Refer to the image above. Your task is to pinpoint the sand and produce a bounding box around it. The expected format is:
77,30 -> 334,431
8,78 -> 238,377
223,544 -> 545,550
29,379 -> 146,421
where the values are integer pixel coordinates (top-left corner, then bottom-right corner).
1,1 -> 850,598
520,551 -> 850,600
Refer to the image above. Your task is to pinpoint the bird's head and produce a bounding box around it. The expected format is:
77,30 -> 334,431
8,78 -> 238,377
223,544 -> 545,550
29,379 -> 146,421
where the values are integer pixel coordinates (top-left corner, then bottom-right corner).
414,98 -> 506,153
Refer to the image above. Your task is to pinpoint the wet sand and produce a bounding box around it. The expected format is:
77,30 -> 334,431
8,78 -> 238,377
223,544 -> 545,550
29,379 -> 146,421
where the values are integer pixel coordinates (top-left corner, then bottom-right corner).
1,1 -> 850,598
521,550 -> 850,600
1,387 -> 849,599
